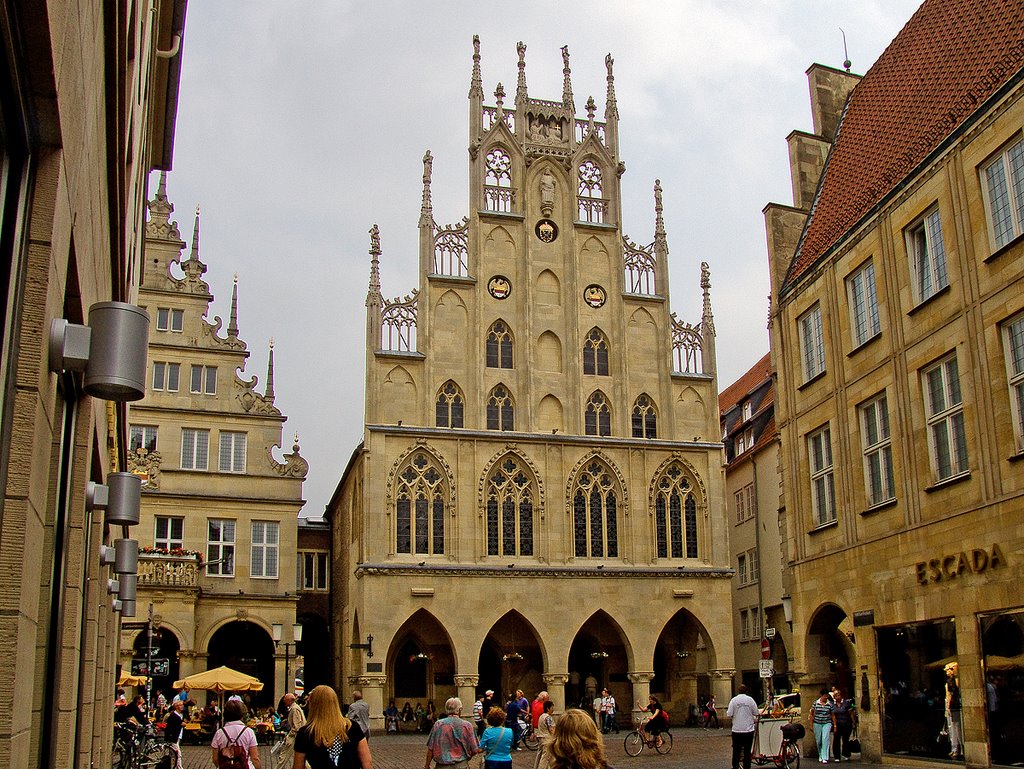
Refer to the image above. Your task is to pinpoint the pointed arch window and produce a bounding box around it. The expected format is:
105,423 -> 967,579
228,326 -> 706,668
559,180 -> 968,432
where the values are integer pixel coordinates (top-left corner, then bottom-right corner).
487,320 -> 514,369
435,381 -> 465,428
632,394 -> 658,438
585,391 -> 611,436
653,463 -> 699,559
484,148 -> 514,213
583,328 -> 609,375
485,455 -> 535,556
571,460 -> 619,558
487,385 -> 515,431
395,452 -> 446,556
578,160 -> 606,223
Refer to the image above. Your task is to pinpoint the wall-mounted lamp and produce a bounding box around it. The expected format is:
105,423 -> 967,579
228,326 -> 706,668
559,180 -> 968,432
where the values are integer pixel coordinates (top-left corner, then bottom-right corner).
781,594 -> 793,627
107,578 -> 120,594
100,546 -> 115,567
112,598 -> 123,612
87,473 -> 142,525
48,301 -> 150,401
119,574 -> 138,602
113,539 -> 139,575
120,599 -> 136,617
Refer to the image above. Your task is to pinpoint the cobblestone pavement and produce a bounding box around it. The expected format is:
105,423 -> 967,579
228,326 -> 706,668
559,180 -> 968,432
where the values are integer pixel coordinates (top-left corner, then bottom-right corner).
179,727 -> 901,769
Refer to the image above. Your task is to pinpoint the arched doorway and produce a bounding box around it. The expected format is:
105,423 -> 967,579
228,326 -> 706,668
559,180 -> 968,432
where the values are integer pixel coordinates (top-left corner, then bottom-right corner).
568,611 -> 628,719
207,620 -> 275,707
297,613 -> 331,692
653,609 -> 716,721
131,626 -> 181,702
387,610 -> 456,710
807,604 -> 855,698
479,611 -> 543,704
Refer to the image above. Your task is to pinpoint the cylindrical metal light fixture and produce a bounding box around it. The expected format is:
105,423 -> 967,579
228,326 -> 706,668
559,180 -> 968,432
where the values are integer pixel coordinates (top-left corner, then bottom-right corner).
118,573 -> 138,601
104,472 -> 142,525
113,538 -> 139,574
83,302 -> 150,401
120,599 -> 136,617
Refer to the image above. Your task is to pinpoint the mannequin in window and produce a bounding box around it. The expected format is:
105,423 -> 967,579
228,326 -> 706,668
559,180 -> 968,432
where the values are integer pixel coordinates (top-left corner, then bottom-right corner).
944,662 -> 963,759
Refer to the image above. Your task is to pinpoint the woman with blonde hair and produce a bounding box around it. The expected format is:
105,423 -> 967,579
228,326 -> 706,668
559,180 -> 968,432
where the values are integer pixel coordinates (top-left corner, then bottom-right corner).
293,685 -> 372,769
547,709 -> 607,769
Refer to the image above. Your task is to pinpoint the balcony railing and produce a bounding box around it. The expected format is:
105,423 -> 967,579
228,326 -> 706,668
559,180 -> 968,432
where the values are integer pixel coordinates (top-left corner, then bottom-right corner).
137,553 -> 201,588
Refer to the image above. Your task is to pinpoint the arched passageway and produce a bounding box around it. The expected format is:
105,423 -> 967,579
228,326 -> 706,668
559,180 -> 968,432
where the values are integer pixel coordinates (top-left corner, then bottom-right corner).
479,611 -> 543,704
387,609 -> 456,714
207,621 -> 275,707
652,609 -> 716,721
567,611 -> 628,722
132,626 -> 181,702
297,613 -> 331,692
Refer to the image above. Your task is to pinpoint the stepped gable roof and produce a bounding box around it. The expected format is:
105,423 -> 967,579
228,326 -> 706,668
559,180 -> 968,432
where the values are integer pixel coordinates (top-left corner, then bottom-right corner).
782,0 -> 1024,293
719,352 -> 771,415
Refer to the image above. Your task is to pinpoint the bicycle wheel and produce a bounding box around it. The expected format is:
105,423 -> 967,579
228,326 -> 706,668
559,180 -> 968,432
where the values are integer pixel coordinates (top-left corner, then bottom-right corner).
782,741 -> 800,769
523,728 -> 540,751
624,731 -> 644,756
111,741 -> 128,769
137,741 -> 175,769
655,731 -> 673,754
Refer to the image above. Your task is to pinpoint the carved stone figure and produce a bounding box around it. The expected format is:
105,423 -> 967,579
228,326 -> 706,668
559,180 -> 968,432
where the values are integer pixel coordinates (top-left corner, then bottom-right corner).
540,168 -> 556,217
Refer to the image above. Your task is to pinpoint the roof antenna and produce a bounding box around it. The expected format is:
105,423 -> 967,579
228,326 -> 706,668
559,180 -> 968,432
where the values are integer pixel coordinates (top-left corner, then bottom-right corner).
839,27 -> 852,72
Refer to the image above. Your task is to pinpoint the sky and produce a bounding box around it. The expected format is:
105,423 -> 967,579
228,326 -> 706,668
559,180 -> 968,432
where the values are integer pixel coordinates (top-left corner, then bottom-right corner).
164,1 -> 925,518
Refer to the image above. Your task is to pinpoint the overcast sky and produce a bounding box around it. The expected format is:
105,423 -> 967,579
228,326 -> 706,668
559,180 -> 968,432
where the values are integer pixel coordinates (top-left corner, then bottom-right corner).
163,1 -> 924,518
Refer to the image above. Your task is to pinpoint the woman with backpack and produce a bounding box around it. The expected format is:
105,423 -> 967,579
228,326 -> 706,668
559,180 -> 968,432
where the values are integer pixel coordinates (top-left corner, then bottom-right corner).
293,685 -> 371,769
211,699 -> 261,769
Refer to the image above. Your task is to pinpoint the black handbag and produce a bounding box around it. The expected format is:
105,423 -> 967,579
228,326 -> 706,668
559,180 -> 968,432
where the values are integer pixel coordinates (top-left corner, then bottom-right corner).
848,725 -> 861,754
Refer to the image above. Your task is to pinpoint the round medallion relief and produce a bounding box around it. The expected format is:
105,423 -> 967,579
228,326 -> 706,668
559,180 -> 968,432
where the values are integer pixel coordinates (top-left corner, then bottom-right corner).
535,219 -> 558,243
488,275 -> 512,300
584,284 -> 607,308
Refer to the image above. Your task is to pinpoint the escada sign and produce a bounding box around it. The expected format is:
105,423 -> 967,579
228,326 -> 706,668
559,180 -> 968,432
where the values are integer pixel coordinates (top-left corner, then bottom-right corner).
915,544 -> 1005,585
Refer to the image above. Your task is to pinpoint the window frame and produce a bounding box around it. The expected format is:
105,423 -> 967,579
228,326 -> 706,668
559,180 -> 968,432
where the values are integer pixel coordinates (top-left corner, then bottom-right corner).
152,361 -> 180,392
860,393 -> 896,506
798,305 -> 825,382
206,519 -> 235,577
250,520 -> 279,579
180,428 -> 210,471
130,424 -> 158,452
486,385 -> 515,431
981,135 -> 1024,251
154,516 -> 184,550
585,391 -> 611,436
846,259 -> 881,347
218,431 -> 247,473
905,206 -> 949,304
156,307 -> 184,333
808,425 -> 836,526
190,364 -> 217,395
1003,313 -> 1024,453
583,328 -> 610,376
922,354 -> 969,481
298,550 -> 330,592
485,320 -> 514,369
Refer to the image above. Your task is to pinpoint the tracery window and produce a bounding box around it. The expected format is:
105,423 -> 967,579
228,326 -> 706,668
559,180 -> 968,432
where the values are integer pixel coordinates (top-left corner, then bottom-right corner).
487,385 -> 515,431
583,328 -> 609,375
585,391 -> 611,436
395,452 -> 446,556
653,463 -> 699,559
577,160 -> 606,223
484,148 -> 514,213
571,460 -> 619,558
631,394 -> 658,438
435,381 -> 465,428
486,320 -> 514,369
485,455 -> 535,556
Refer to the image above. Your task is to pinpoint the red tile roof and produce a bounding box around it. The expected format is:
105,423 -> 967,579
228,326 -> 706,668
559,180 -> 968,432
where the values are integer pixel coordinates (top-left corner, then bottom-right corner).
719,352 -> 772,414
782,0 -> 1024,291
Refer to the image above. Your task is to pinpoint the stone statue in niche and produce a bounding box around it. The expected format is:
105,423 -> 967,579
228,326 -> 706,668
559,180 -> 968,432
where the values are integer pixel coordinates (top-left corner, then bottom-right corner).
540,168 -> 556,217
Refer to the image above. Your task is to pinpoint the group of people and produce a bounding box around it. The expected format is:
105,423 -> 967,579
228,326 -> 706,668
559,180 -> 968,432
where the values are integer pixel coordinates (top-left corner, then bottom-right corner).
808,686 -> 859,763
424,697 -> 610,769
382,699 -> 438,733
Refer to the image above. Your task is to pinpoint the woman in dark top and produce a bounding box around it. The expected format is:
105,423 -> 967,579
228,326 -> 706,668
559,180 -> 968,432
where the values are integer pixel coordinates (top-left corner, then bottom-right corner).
641,696 -> 668,746
294,685 -> 371,769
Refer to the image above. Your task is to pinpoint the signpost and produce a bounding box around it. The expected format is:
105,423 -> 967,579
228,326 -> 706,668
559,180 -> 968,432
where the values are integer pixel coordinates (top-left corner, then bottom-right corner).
759,659 -> 774,678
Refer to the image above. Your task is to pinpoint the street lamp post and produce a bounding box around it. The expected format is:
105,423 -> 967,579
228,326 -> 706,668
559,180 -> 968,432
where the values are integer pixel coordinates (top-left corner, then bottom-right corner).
272,622 -> 303,699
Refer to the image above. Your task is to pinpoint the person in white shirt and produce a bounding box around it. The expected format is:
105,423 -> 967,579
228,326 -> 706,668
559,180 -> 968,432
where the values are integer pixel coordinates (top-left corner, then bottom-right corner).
726,685 -> 759,769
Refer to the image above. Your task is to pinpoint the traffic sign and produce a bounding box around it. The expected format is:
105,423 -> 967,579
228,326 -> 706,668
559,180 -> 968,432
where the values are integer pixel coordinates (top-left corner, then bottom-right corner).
759,659 -> 774,678
765,627 -> 776,638
761,638 -> 771,660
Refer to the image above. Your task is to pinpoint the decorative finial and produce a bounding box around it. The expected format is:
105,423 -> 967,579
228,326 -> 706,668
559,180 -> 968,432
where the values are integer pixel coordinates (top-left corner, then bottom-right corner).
840,28 -> 852,72
654,179 -> 666,240
156,171 -> 168,200
515,41 -> 528,104
292,432 -> 300,454
701,261 -> 716,336
265,339 -> 276,402
586,96 -> 596,125
419,150 -> 433,228
367,224 -> 381,300
605,53 -> 618,121
561,45 -> 574,111
189,205 -> 201,261
494,83 -> 505,115
469,35 -> 484,99
227,274 -> 239,338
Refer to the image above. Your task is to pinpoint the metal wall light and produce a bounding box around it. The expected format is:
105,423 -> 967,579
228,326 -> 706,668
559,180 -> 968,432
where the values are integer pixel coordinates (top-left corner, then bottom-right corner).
120,600 -> 136,618
119,574 -> 137,602
87,473 -> 142,525
48,301 -> 150,401
113,539 -> 139,574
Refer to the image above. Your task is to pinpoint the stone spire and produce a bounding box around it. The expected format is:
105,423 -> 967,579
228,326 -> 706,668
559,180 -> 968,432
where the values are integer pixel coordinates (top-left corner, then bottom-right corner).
189,205 -> 201,261
654,179 -> 667,251
605,54 -> 619,121
366,224 -> 382,307
227,274 -> 239,338
419,150 -> 433,228
145,171 -> 181,241
181,205 -> 207,280
586,96 -> 596,127
515,41 -> 528,104
469,35 -> 484,100
561,45 -> 575,111
494,83 -> 505,116
701,262 -> 716,337
265,339 -> 276,403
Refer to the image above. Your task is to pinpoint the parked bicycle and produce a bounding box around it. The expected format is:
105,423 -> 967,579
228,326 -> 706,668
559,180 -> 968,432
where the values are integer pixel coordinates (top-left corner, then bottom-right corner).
624,717 -> 673,756
517,718 -> 540,751
112,723 -> 178,769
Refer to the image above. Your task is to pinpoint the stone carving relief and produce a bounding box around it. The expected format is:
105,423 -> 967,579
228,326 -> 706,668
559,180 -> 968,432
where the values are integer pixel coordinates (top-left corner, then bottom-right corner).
127,448 -> 162,491
270,436 -> 309,479
237,374 -> 282,416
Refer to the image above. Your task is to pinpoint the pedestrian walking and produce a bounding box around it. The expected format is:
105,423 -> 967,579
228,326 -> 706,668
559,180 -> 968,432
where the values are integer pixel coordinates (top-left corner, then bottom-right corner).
810,689 -> 835,763
424,697 -> 480,769
726,684 -> 759,769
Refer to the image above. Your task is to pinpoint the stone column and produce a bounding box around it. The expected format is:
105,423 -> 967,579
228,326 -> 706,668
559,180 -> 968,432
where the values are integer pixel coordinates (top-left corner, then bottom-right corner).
543,673 -> 569,713
357,675 -> 389,735
455,675 -> 480,714
710,669 -> 735,724
628,671 -> 655,726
